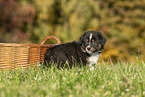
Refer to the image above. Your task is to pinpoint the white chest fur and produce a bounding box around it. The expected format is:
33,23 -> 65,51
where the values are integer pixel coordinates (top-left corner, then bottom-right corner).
87,52 -> 100,67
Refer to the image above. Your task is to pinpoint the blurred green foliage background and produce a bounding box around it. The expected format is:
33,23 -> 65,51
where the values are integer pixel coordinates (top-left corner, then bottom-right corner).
0,0 -> 145,62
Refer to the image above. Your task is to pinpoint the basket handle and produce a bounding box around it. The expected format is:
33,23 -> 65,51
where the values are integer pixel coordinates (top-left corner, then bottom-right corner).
41,35 -> 61,45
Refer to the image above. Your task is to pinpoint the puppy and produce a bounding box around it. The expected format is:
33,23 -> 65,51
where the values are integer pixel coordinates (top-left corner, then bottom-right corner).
44,31 -> 107,68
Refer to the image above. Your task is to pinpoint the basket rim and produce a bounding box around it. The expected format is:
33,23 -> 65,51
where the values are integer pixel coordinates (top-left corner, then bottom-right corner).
0,43 -> 56,47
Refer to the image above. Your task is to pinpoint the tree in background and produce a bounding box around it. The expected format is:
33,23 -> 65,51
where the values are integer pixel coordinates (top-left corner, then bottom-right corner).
29,0 -> 100,43
0,0 -> 35,42
0,0 -> 145,62
99,0 -> 145,62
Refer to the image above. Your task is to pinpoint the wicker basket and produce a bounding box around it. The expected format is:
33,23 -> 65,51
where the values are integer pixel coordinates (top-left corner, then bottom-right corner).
0,35 -> 61,70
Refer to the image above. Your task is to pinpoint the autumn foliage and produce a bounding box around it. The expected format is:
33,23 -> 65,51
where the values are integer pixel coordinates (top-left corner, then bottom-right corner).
0,0 -> 145,62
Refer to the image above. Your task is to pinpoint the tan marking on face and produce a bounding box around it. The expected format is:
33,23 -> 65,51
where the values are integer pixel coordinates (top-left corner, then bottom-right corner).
97,44 -> 101,50
90,47 -> 95,52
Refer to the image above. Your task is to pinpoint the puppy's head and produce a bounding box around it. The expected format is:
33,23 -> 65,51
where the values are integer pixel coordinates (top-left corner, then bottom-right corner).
79,31 -> 107,54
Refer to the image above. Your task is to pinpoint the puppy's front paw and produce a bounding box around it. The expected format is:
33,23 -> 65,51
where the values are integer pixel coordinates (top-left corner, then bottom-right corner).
89,66 -> 94,70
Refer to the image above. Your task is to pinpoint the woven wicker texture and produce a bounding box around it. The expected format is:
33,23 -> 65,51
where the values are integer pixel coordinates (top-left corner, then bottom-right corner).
0,36 -> 61,70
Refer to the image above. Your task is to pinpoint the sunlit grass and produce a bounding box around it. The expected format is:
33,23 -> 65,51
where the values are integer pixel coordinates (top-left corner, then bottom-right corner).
0,61 -> 145,97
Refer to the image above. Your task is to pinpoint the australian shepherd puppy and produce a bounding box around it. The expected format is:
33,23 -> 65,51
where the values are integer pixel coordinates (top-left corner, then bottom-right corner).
44,31 -> 107,68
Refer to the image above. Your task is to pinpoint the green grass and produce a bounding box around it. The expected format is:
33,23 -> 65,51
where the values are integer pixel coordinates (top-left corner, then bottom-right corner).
0,62 -> 145,97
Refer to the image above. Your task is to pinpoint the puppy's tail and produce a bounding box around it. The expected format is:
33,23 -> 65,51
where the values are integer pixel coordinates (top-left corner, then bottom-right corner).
43,49 -> 52,68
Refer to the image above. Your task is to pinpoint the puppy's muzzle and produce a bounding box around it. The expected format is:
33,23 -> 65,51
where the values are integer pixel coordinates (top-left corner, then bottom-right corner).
86,46 -> 91,51
86,46 -> 94,53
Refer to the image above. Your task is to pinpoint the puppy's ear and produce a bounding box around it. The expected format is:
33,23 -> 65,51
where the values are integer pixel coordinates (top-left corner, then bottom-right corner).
79,31 -> 87,45
101,35 -> 107,45
97,32 -> 107,53
98,32 -> 107,46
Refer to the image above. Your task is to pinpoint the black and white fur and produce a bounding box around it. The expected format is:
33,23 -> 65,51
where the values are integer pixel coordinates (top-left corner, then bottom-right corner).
44,31 -> 107,68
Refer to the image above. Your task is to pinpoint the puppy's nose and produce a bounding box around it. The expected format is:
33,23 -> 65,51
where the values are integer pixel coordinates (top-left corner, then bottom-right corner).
86,47 -> 91,50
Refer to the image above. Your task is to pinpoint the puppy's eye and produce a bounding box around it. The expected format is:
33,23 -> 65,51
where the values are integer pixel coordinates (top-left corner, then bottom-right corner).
92,41 -> 96,44
85,41 -> 88,44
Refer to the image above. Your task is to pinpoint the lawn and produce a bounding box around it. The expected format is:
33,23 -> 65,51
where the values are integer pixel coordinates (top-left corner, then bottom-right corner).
0,61 -> 145,97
